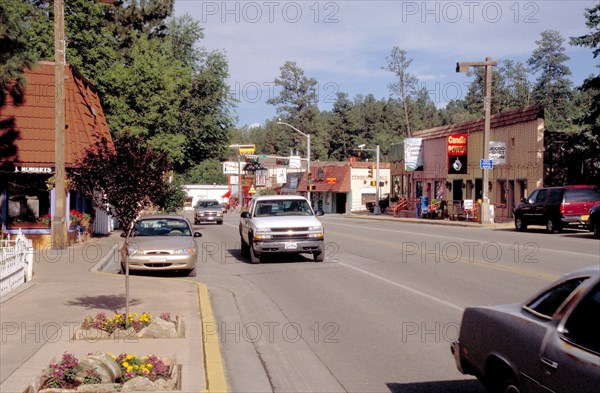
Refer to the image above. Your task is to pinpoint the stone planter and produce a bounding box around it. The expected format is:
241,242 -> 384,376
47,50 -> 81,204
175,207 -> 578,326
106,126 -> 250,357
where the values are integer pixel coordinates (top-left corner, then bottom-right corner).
25,353 -> 181,393
73,316 -> 185,341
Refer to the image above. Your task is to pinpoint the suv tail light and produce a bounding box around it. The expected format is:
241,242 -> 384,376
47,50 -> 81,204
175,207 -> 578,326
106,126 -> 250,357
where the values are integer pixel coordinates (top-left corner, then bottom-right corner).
560,204 -> 565,217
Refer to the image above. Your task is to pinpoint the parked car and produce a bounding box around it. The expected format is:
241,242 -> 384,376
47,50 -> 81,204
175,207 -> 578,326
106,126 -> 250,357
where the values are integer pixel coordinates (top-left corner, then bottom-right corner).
513,185 -> 600,232
366,193 -> 390,213
451,266 -> 599,393
587,204 -> 600,238
194,199 -> 224,225
239,195 -> 325,264
121,215 -> 202,274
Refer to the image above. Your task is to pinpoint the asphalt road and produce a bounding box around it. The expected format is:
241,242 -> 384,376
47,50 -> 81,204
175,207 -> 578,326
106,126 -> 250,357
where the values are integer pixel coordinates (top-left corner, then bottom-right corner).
187,212 -> 599,393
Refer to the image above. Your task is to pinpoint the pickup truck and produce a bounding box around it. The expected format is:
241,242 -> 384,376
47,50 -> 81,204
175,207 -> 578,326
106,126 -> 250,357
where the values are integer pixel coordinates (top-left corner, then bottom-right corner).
239,195 -> 325,264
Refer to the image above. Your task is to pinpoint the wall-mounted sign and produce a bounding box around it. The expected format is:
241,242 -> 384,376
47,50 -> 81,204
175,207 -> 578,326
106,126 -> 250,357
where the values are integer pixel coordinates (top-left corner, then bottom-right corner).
14,166 -> 53,174
238,145 -> 255,155
489,141 -> 506,165
448,134 -> 468,174
326,177 -> 337,185
404,138 -> 424,171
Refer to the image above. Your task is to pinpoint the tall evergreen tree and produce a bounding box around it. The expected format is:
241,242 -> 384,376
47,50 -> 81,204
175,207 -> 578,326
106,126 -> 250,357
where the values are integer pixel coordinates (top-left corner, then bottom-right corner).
528,30 -> 574,130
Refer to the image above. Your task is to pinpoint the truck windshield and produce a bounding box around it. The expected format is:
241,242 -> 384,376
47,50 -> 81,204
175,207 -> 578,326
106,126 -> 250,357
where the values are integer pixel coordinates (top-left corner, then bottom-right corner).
255,200 -> 313,217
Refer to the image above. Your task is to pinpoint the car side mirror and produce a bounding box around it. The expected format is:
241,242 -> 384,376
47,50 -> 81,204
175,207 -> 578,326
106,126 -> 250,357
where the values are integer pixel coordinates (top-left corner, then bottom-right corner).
194,232 -> 202,238
315,210 -> 324,216
240,211 -> 251,218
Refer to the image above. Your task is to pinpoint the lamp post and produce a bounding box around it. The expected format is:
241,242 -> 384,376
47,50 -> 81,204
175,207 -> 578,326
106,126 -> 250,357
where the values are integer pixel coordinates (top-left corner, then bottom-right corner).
357,144 -> 382,215
277,120 -> 311,205
456,57 -> 497,224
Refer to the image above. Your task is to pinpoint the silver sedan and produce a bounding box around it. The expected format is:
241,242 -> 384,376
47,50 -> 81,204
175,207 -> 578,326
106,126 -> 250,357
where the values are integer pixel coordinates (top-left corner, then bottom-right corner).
120,215 -> 202,274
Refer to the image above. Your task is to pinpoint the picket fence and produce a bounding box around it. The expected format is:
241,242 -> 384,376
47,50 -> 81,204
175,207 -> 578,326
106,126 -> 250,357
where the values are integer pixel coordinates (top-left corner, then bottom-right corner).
0,231 -> 34,297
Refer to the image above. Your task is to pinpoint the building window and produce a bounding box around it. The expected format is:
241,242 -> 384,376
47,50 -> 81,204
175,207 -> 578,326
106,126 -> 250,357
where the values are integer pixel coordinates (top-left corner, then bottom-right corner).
5,175 -> 51,224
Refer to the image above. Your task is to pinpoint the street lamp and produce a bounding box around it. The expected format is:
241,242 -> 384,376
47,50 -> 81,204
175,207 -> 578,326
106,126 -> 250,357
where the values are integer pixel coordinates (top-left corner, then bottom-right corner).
456,57 -> 497,224
357,144 -> 382,215
276,120 -> 311,205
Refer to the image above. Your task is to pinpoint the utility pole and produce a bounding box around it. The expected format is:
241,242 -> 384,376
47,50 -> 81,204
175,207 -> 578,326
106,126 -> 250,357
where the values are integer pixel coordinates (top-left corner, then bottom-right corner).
456,57 -> 497,225
52,0 -> 67,249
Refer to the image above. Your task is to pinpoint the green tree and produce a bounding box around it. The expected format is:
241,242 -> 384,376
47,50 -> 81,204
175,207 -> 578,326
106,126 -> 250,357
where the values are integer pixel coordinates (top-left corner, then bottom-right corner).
267,61 -> 319,157
0,0 -> 39,105
528,30 -> 574,130
178,50 -> 235,170
383,47 -> 418,137
183,159 -> 228,184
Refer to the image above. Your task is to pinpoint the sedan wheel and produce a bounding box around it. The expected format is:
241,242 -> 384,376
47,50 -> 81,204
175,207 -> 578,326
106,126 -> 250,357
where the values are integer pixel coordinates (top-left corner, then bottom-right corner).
502,379 -> 522,393
514,217 -> 527,232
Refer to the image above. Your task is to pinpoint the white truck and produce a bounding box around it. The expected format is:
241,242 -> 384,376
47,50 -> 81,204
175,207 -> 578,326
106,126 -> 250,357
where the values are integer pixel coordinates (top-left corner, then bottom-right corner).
239,195 -> 325,264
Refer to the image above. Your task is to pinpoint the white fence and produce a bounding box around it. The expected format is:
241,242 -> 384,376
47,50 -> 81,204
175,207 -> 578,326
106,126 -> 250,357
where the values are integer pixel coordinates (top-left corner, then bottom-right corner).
0,231 -> 34,297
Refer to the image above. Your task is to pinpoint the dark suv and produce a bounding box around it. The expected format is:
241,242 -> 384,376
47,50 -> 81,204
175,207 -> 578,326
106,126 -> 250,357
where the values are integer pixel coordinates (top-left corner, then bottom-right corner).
514,185 -> 600,233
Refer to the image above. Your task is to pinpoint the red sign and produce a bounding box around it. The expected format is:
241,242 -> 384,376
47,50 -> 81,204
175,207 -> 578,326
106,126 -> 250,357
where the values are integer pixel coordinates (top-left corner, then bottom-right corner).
326,178 -> 337,185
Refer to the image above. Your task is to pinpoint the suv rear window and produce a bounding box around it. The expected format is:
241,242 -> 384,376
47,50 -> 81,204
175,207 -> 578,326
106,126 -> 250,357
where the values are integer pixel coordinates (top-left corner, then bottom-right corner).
564,188 -> 600,203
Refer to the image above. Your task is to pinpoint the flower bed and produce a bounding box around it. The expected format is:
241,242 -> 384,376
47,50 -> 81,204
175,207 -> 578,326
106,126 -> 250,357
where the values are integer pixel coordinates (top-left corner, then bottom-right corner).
28,351 -> 181,392
73,312 -> 185,340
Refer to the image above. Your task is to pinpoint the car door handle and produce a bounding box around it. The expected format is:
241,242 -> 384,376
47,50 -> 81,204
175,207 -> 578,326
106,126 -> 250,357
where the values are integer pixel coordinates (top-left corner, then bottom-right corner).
541,357 -> 558,370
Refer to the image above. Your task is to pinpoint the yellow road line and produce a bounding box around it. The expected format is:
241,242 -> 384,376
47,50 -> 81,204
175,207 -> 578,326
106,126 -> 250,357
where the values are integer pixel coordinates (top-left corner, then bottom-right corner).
327,230 -> 559,282
197,282 -> 228,393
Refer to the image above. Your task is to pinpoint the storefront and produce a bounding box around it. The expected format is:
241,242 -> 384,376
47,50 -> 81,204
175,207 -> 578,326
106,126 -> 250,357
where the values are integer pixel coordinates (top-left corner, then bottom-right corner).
390,105 -> 545,220
0,61 -> 114,245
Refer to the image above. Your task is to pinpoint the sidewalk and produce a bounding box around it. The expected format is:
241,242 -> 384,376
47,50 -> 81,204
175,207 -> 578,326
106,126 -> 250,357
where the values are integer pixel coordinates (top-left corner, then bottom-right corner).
0,232 -> 224,393
344,212 -> 515,229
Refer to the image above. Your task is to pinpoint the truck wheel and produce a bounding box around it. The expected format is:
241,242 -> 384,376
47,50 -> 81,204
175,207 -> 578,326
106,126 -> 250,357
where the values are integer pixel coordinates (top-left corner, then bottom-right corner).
249,240 -> 261,264
546,218 -> 559,233
514,217 -> 527,232
240,236 -> 249,257
313,251 -> 325,262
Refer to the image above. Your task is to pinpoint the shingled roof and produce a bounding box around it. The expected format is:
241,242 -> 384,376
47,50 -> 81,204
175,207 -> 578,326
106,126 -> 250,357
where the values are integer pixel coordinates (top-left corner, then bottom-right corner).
413,104 -> 544,139
0,61 -> 113,168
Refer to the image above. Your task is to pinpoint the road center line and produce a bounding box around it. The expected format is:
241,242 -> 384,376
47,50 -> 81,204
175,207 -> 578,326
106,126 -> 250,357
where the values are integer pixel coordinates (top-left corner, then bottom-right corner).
338,261 -> 464,312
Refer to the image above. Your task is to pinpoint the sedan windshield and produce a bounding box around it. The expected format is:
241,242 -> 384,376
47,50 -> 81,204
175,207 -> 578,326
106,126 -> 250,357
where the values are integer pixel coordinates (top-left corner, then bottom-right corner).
133,219 -> 192,237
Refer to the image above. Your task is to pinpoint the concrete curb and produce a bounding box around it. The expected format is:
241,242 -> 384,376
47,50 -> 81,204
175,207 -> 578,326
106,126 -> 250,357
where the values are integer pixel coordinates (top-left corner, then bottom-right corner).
344,213 -> 515,229
89,243 -> 120,273
197,283 -> 228,393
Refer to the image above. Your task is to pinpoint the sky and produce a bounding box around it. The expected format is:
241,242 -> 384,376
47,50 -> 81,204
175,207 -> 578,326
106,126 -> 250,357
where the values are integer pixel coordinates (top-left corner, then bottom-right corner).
174,0 -> 600,128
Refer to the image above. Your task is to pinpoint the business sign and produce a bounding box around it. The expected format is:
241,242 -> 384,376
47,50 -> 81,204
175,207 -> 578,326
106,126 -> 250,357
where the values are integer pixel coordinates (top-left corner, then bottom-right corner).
14,166 -> 53,174
448,134 -> 468,174
404,138 -> 424,171
222,161 -> 240,175
489,141 -> 506,165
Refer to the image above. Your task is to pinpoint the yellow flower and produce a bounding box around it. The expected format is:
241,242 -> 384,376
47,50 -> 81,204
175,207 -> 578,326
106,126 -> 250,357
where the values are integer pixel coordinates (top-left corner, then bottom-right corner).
146,363 -> 153,369
122,361 -> 129,368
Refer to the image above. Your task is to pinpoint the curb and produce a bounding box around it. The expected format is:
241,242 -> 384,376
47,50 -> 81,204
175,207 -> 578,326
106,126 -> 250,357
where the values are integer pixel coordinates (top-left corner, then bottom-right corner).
89,243 -> 120,273
343,213 -> 515,229
197,283 -> 228,393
